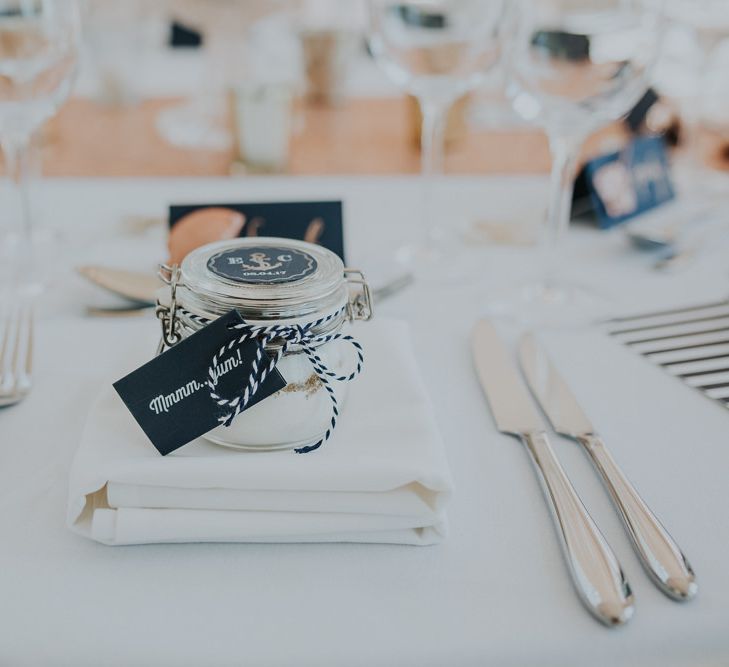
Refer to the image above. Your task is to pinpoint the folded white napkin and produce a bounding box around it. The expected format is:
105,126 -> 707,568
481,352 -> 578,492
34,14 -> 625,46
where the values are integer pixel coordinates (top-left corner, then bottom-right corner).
67,319 -> 453,545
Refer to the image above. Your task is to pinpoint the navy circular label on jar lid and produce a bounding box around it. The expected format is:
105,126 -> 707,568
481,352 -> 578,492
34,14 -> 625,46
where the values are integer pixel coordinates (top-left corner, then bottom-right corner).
206,246 -> 318,285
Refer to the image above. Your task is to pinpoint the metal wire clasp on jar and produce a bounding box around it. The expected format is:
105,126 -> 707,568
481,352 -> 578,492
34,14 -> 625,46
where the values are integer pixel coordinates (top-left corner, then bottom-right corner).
155,237 -> 372,452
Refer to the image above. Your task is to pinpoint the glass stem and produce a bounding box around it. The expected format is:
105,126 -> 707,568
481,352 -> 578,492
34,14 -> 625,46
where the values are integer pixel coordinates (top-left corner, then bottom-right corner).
419,99 -> 447,247
420,100 -> 446,176
544,132 -> 581,279
1,133 -> 36,292
2,134 -> 33,243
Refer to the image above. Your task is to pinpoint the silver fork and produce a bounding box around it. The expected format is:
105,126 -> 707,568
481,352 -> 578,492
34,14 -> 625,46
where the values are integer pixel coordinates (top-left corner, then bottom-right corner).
0,306 -> 33,407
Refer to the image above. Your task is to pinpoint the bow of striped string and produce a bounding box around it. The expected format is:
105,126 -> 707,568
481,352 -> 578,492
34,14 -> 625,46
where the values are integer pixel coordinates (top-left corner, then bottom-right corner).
205,308 -> 364,453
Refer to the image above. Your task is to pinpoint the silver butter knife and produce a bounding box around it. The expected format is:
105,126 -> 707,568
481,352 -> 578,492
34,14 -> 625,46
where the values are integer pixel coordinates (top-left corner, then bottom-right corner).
519,333 -> 697,601
471,320 -> 634,626
76,265 -> 160,305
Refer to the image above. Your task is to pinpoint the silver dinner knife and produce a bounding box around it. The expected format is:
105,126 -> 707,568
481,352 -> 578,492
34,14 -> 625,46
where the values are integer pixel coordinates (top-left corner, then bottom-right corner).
471,320 -> 634,626
518,333 -> 697,601
76,265 -> 159,305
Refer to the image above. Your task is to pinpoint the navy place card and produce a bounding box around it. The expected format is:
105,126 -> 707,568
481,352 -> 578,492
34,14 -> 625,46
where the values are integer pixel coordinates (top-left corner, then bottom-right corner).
169,201 -> 345,261
572,136 -> 675,229
113,310 -> 285,455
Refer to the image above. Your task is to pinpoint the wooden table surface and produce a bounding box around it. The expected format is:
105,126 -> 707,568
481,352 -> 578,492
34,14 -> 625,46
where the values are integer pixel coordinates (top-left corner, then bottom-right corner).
32,95 -> 625,178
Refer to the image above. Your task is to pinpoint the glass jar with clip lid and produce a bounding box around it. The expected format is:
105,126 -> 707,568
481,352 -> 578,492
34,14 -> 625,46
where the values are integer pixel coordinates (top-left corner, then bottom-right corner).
156,237 -> 372,452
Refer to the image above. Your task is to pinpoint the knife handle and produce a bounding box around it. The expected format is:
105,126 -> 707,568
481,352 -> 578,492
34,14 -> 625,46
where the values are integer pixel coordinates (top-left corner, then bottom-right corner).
522,431 -> 634,626
578,435 -> 697,601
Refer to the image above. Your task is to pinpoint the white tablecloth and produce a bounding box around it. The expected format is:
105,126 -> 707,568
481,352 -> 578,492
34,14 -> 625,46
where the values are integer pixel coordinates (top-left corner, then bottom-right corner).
1,176 -> 728,666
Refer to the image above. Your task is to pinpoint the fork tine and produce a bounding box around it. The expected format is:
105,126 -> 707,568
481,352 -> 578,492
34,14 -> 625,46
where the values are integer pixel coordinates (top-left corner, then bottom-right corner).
9,306 -> 23,395
25,308 -> 33,379
0,307 -> 11,393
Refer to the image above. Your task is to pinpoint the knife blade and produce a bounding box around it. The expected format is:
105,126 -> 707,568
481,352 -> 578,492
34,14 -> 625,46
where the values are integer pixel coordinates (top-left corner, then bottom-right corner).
471,320 -> 633,626
76,266 -> 160,305
519,333 -> 697,601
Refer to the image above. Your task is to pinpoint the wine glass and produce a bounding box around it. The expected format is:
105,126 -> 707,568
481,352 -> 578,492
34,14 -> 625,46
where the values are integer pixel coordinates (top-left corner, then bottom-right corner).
507,0 -> 663,306
658,1 -> 729,185
0,0 -> 80,292
367,0 -> 507,266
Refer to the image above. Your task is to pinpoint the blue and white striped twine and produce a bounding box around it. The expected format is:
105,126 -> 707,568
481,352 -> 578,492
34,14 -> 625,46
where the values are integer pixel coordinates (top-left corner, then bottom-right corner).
196,307 -> 363,454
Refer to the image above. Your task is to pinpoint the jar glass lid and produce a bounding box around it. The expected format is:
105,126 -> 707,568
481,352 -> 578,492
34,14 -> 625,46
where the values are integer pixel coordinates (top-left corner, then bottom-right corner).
177,237 -> 347,321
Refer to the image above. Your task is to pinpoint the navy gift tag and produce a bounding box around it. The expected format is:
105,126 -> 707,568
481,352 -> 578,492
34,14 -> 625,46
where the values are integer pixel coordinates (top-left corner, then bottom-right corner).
113,310 -> 286,455
169,201 -> 345,261
573,136 -> 675,229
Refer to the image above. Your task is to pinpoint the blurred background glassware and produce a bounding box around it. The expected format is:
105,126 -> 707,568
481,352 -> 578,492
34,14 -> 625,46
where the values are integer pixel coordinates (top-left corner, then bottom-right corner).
230,82 -> 294,173
297,0 -> 365,106
301,28 -> 357,106
366,0 -> 507,267
82,0 -> 160,109
0,0 -> 80,293
407,92 -> 470,150
657,1 -> 729,182
700,41 -> 729,172
156,1 -> 300,155
679,4 -> 729,177
507,0 -> 663,306
154,1 -> 246,153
